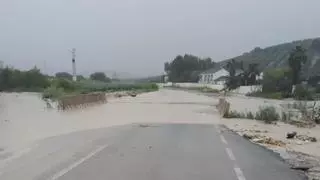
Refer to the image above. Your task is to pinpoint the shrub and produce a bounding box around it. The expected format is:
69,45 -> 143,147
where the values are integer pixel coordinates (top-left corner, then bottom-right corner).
246,91 -> 260,97
42,85 -> 64,100
262,68 -> 292,93
246,91 -> 284,99
316,85 -> 320,93
223,110 -> 246,119
53,78 -> 76,92
224,110 -> 256,120
246,112 -> 255,119
294,85 -> 314,100
150,83 -> 159,90
281,111 -> 287,122
281,91 -> 293,98
264,92 -> 283,99
255,106 -> 279,124
314,108 -> 320,124
281,111 -> 295,122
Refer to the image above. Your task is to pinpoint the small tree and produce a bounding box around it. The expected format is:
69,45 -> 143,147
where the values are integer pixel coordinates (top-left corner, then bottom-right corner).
55,72 -> 73,80
226,59 -> 236,77
90,72 -> 111,82
262,68 -> 292,95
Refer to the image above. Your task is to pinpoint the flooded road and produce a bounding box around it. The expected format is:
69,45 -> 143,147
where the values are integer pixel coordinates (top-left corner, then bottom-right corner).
0,90 -> 309,180
0,90 -> 219,152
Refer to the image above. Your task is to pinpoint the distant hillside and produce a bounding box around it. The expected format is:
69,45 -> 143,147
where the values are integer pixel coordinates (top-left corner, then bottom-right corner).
218,37 -> 320,78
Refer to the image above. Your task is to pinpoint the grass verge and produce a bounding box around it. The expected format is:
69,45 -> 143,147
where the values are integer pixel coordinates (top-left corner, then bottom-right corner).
42,79 -> 159,100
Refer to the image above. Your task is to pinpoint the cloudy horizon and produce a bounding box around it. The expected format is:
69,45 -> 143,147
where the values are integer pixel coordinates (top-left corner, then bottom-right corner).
1,0 -> 320,78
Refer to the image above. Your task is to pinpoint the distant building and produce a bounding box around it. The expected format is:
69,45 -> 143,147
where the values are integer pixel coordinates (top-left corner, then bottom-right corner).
213,76 -> 228,85
256,72 -> 264,81
199,66 -> 229,84
164,75 -> 169,83
199,65 -> 244,85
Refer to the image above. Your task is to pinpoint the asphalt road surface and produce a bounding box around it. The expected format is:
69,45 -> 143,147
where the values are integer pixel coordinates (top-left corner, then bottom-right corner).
0,124 -> 306,180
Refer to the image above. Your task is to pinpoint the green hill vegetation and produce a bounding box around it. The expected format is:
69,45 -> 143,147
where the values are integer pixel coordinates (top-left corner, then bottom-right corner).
219,37 -> 320,78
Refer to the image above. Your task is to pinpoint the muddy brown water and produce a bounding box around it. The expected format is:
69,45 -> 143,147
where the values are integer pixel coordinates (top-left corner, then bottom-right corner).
0,92 -> 114,151
0,91 -> 219,152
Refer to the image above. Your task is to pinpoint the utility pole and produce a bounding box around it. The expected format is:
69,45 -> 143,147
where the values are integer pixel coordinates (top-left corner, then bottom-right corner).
112,71 -> 117,80
70,48 -> 77,81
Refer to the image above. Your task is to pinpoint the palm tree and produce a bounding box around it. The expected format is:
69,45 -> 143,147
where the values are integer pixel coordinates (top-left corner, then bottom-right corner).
288,46 -> 307,93
247,63 -> 259,85
288,46 -> 307,85
225,59 -> 239,91
226,59 -> 236,77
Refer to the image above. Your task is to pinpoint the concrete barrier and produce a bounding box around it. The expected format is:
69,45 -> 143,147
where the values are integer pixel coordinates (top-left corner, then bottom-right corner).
58,92 -> 106,110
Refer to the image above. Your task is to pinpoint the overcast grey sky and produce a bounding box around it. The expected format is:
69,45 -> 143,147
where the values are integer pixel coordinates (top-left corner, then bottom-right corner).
1,0 -> 320,77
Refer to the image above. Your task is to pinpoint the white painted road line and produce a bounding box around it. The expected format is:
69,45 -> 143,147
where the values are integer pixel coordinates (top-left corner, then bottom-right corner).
220,135 -> 228,145
225,148 -> 236,161
49,144 -> 108,180
234,166 -> 246,180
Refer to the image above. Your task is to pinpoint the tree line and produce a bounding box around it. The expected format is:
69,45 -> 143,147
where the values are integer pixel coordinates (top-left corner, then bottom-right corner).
164,54 -> 261,86
165,46 -> 314,99
0,67 -> 49,91
164,54 -> 216,82
0,66 -> 113,92
55,71 -> 111,82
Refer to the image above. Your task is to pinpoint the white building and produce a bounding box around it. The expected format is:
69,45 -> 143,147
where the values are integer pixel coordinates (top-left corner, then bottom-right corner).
199,66 -> 229,84
199,64 -> 264,85
256,72 -> 264,81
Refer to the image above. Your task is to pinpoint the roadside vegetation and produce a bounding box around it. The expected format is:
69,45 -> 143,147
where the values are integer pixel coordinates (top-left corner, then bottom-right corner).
224,106 -> 280,124
0,66 -> 159,101
42,79 -> 158,100
223,101 -> 320,126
